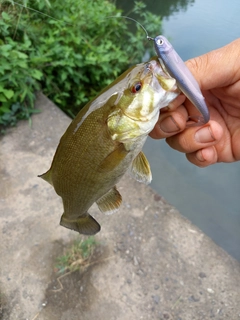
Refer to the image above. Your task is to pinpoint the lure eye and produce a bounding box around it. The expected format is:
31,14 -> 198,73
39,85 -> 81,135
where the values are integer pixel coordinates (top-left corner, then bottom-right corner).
156,38 -> 164,46
131,81 -> 142,94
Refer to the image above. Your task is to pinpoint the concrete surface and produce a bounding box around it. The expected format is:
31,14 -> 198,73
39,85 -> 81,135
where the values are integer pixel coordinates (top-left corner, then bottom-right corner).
0,93 -> 240,320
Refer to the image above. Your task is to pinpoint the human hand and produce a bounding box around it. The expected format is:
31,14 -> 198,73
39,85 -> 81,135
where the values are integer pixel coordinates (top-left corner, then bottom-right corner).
150,38 -> 240,167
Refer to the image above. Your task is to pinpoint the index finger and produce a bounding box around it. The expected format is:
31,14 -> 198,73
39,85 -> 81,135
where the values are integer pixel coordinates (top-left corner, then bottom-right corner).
150,103 -> 188,139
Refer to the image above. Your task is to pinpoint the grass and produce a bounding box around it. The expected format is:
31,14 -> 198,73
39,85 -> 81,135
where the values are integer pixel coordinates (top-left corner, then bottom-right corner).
55,236 -> 98,275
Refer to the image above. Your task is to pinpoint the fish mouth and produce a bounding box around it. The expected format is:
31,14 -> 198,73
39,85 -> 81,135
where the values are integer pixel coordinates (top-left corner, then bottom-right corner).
150,58 -> 169,78
138,58 -> 177,93
143,59 -> 162,77
140,59 -> 164,87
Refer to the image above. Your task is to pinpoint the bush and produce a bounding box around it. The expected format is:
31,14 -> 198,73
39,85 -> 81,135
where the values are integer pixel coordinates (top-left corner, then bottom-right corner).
0,0 -> 162,130
0,10 -> 42,129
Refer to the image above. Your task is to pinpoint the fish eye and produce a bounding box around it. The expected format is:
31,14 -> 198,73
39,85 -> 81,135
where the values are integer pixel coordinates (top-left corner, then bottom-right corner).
131,81 -> 142,94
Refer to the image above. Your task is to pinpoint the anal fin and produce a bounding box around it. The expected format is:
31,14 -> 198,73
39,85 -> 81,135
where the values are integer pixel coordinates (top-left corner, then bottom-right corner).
130,151 -> 152,184
96,186 -> 122,215
60,213 -> 101,235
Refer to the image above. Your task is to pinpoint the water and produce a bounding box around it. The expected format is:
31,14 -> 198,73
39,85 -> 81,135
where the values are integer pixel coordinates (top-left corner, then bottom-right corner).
116,0 -> 240,260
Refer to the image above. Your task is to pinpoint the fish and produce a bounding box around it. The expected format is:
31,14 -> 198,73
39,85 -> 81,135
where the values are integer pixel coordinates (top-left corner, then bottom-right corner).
153,35 -> 210,124
39,57 -> 179,235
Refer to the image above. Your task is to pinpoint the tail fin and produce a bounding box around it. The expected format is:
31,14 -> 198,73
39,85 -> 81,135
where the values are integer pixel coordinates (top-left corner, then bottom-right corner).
60,213 -> 101,235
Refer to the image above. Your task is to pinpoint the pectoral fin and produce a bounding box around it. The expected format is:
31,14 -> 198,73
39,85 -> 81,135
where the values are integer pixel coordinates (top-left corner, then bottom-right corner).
60,213 -> 101,235
98,143 -> 128,172
96,186 -> 122,215
130,151 -> 152,184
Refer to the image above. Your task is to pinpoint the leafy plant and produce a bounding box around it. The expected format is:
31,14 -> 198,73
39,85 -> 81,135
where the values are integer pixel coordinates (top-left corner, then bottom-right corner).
0,11 -> 42,130
0,0 -> 162,130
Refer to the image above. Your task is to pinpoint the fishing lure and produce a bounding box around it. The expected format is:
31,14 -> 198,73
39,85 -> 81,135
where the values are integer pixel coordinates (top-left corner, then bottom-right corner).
153,35 -> 210,124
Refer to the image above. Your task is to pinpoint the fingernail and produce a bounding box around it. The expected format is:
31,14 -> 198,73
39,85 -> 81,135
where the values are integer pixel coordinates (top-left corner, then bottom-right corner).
160,116 -> 181,133
196,150 -> 205,162
196,147 -> 216,163
195,126 -> 215,143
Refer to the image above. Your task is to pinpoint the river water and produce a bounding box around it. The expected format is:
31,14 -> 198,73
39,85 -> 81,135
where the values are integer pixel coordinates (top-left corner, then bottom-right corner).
116,0 -> 240,260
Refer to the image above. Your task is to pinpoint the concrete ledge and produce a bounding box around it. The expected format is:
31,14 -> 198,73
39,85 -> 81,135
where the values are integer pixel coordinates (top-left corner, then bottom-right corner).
1,93 -> 240,320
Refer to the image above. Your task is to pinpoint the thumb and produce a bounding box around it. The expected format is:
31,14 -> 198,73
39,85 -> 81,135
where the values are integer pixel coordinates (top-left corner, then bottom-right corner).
186,38 -> 240,90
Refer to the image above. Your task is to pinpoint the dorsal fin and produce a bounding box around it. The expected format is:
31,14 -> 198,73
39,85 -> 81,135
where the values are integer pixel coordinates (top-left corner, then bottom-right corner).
38,169 -> 53,186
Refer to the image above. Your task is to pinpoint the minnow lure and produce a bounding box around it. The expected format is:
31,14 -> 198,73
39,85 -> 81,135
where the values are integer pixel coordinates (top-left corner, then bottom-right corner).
153,35 -> 210,124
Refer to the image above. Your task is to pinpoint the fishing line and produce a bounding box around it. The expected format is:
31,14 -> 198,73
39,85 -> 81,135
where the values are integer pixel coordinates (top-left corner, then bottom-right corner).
5,2 -> 155,43
6,1 -> 70,24
5,2 -> 154,38
108,15 -> 154,41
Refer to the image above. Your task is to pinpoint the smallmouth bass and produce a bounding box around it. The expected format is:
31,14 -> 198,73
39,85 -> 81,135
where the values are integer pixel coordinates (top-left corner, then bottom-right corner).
39,57 -> 179,235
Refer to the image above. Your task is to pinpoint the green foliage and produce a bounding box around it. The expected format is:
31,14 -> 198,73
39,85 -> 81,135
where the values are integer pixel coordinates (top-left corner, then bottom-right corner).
0,0 -> 162,129
0,10 -> 42,130
55,236 -> 97,274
